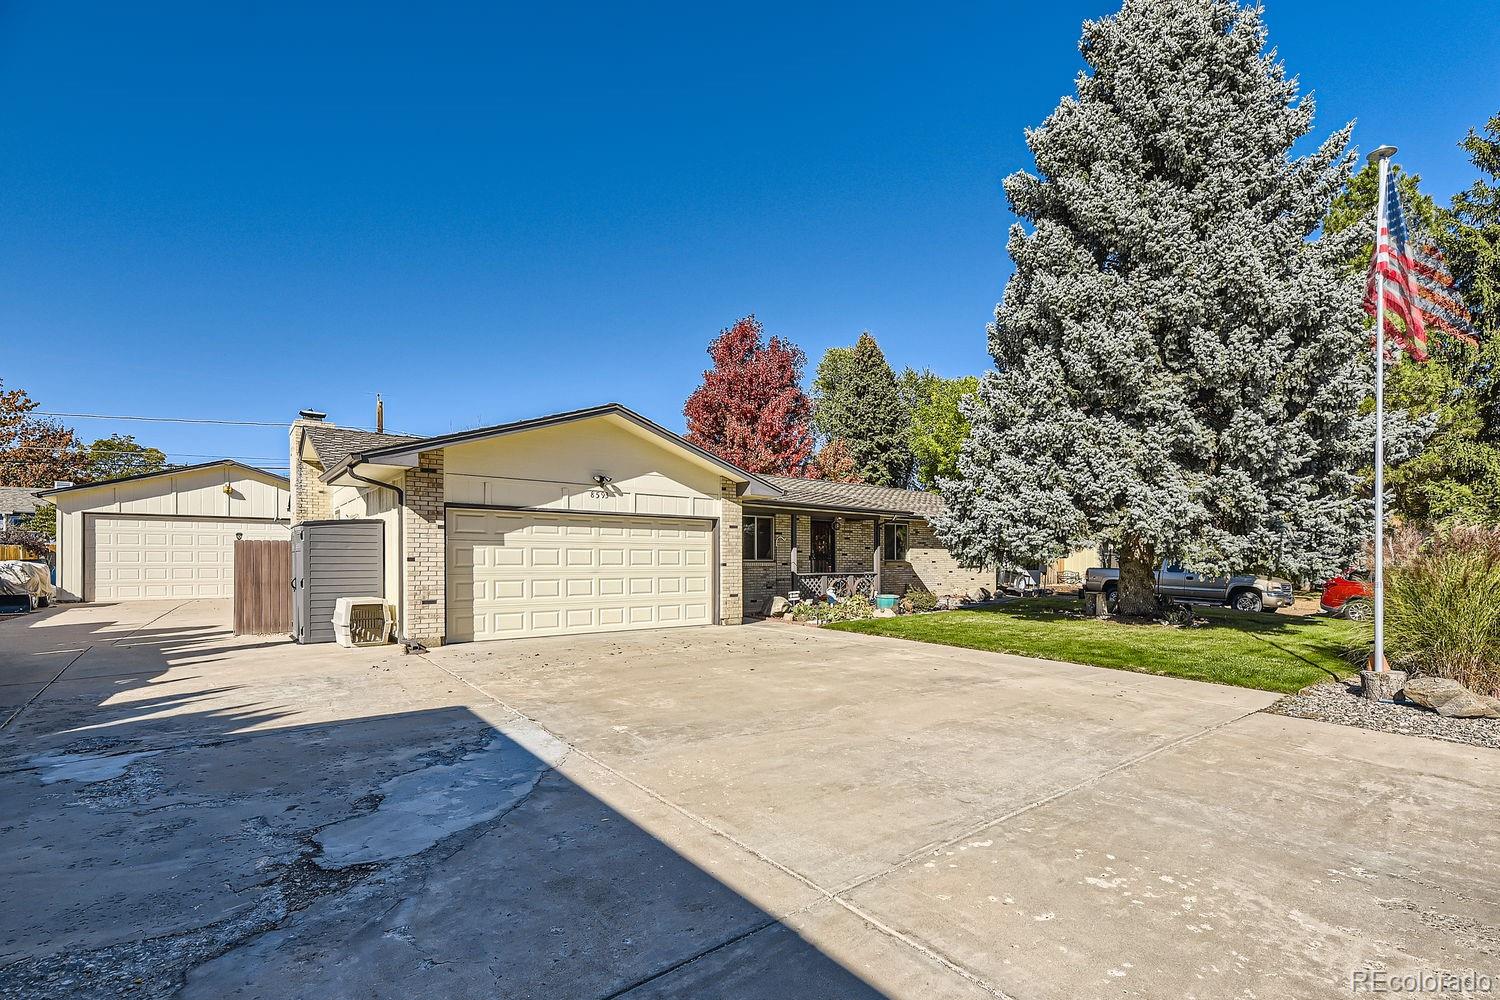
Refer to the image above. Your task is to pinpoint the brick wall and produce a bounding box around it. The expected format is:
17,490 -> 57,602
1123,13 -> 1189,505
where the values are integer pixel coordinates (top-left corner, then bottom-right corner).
882,518 -> 997,597
718,478 -> 743,625
403,449 -> 446,646
835,518 -> 876,574
742,511 -> 793,615
289,421 -> 331,524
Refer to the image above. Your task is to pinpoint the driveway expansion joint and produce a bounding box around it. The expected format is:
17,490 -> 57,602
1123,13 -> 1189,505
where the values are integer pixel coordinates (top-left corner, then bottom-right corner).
421,652 -> 1270,999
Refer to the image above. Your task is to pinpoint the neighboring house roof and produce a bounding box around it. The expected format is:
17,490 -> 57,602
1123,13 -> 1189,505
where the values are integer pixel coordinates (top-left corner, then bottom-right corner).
36,460 -> 289,497
0,486 -> 43,516
320,402 -> 783,497
302,425 -> 421,470
757,475 -> 946,520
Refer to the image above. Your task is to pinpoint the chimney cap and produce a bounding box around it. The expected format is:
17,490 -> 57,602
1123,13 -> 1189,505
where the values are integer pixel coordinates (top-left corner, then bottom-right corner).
297,409 -> 327,421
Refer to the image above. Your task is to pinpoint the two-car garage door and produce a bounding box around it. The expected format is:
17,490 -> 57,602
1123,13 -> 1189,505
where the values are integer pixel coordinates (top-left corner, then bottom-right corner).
446,509 -> 714,642
85,515 -> 291,602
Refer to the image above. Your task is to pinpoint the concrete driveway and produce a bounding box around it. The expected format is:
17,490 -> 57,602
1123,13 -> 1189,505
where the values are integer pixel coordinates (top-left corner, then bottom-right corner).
1,601 -> 1495,999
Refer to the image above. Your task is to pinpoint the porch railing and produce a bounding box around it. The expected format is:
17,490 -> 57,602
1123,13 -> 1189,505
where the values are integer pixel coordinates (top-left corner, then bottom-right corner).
792,572 -> 879,600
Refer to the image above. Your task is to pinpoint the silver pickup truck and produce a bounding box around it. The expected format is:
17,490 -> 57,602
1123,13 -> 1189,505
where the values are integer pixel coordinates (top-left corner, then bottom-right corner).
1083,564 -> 1294,613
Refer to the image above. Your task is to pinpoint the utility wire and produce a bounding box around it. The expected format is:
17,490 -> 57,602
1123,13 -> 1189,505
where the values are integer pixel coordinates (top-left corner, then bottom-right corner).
34,411 -> 289,427
33,411 -> 394,433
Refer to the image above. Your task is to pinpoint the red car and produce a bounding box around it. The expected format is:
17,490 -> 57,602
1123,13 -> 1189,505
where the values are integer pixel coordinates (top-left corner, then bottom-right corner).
1320,570 -> 1373,621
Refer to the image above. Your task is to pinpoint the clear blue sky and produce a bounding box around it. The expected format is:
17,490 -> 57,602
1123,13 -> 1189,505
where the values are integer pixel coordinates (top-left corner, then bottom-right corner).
3,1 -> 1496,474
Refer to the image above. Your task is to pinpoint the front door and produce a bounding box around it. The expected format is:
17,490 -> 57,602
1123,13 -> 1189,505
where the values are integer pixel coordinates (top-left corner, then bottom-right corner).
810,520 -> 835,573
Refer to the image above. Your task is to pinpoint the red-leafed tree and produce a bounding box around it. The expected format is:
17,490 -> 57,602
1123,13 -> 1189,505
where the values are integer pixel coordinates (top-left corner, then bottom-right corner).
807,438 -> 863,483
684,315 -> 815,475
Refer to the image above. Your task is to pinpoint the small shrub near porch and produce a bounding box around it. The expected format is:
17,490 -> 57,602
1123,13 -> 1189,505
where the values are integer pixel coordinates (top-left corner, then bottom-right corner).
790,594 -> 878,624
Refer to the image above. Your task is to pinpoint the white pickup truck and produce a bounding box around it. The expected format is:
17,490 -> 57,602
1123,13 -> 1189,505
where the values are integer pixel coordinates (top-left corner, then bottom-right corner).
1083,564 -> 1294,613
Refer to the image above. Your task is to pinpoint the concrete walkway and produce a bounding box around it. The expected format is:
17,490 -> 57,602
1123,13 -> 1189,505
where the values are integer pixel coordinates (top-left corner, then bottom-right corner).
0,602 -> 1495,998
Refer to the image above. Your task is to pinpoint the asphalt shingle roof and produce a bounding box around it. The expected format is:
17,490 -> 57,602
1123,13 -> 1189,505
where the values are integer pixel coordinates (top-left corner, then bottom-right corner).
303,425 -> 421,470
0,487 -> 42,515
758,475 -> 945,519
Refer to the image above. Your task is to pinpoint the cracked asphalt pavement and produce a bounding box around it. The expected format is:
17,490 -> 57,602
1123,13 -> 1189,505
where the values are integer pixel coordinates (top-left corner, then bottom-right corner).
1,600 -> 1496,999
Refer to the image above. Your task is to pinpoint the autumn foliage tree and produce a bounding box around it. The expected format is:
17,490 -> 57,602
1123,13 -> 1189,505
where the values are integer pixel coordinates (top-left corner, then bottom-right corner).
807,438 -> 862,483
684,316 -> 816,475
0,379 -> 86,488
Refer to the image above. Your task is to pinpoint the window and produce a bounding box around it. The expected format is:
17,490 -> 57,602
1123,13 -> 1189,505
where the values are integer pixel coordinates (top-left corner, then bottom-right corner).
743,515 -> 774,561
882,523 -> 907,561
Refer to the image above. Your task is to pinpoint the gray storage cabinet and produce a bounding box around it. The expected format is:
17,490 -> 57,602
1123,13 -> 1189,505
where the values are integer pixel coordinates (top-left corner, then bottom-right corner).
292,520 -> 385,644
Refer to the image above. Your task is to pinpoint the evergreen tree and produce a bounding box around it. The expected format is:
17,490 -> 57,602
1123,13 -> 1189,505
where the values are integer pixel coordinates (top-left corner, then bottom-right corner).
937,0 -> 1371,616
811,333 -> 913,487
1449,112 -> 1500,343
1448,112 -> 1500,456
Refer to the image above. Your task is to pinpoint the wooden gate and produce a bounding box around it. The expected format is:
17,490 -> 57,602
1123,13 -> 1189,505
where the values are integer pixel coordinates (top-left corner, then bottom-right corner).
234,539 -> 292,635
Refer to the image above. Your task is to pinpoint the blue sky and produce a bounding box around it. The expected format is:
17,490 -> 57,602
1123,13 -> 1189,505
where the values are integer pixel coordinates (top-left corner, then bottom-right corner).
3,1 -> 1496,474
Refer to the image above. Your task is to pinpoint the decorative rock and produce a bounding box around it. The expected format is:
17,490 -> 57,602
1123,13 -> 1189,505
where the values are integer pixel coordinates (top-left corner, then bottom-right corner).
1359,670 -> 1407,704
768,596 -> 790,618
1399,676 -> 1500,719
1083,591 -> 1110,619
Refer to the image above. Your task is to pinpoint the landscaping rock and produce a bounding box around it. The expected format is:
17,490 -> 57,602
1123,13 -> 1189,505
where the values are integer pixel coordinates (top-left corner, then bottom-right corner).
768,596 -> 790,618
966,587 -> 992,603
1399,676 -> 1500,718
1268,681 -> 1500,750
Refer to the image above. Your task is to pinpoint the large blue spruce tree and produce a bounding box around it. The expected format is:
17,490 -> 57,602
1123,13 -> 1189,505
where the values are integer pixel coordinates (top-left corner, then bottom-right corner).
937,0 -> 1371,615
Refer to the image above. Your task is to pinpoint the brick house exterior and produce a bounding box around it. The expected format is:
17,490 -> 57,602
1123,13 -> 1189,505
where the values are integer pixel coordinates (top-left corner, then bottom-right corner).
738,477 -> 997,616
289,403 -> 995,645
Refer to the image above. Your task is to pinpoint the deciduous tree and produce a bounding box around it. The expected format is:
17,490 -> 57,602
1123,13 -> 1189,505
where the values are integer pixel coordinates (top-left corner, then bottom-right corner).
683,315 -> 815,475
85,434 -> 168,483
903,370 -> 979,490
0,380 -> 85,488
938,0 -> 1370,616
807,438 -> 862,483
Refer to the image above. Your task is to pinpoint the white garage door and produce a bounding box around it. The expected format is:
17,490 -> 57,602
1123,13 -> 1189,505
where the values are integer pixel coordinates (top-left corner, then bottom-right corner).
86,516 -> 291,601
446,509 -> 714,642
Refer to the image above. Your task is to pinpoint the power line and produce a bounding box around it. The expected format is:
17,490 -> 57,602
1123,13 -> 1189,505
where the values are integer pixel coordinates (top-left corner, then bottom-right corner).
34,411 -> 289,427
30,448 -> 288,461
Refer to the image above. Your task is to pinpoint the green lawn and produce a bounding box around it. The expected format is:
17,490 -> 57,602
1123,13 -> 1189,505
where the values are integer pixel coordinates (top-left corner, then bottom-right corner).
827,598 -> 1363,693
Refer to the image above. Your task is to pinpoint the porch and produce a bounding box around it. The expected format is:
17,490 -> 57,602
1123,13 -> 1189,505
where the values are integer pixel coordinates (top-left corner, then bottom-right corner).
739,504 -> 913,615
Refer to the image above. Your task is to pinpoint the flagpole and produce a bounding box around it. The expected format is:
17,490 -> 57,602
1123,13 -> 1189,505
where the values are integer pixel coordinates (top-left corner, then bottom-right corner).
1367,145 -> 1397,675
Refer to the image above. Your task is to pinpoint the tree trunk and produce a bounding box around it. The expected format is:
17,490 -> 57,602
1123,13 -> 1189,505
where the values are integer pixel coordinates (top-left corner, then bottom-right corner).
1115,536 -> 1158,618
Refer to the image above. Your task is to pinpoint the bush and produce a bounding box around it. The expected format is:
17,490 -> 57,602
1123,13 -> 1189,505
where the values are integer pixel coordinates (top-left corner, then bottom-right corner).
903,588 -> 938,613
790,594 -> 877,624
1365,526 -> 1500,695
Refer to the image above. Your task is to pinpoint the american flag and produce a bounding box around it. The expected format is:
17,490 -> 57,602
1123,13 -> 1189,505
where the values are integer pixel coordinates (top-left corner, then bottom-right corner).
1363,179 -> 1478,360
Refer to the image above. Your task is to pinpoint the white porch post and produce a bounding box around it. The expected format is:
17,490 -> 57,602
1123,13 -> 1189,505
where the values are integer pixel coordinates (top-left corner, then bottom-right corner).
873,518 -> 882,595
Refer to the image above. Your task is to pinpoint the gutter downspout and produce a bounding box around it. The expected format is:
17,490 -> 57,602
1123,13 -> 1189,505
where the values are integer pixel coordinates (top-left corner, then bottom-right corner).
344,456 -> 419,653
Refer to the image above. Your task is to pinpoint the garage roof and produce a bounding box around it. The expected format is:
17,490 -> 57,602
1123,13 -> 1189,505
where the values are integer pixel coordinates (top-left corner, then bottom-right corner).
36,460 -> 289,497
321,403 -> 785,497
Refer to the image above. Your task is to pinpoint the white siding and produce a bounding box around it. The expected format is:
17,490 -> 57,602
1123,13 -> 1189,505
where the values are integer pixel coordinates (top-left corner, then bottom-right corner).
53,465 -> 290,600
442,416 -> 723,521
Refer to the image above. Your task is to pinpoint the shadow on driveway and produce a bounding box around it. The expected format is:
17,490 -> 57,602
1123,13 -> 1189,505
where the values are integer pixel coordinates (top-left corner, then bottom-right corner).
0,604 -> 909,1000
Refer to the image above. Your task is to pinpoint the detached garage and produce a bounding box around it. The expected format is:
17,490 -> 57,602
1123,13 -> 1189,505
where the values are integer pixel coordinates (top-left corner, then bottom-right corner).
43,461 -> 291,602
